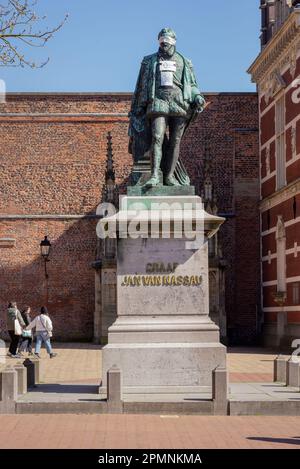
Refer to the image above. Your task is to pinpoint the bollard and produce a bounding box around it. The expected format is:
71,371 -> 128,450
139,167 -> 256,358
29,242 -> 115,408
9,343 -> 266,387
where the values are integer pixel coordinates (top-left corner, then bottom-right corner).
212,366 -> 228,415
23,358 -> 35,388
30,358 -> 41,384
107,365 -> 123,413
274,355 -> 287,383
0,365 -> 17,401
286,358 -> 300,388
14,364 -> 27,395
286,357 -> 293,386
0,339 -> 5,366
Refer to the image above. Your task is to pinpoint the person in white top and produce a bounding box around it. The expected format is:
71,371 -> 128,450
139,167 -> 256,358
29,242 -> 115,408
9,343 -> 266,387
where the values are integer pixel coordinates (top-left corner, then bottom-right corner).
26,306 -> 57,359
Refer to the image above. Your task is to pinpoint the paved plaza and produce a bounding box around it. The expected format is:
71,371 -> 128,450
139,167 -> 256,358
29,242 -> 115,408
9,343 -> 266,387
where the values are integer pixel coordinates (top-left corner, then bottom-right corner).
0,414 -> 299,449
0,344 -> 300,448
19,344 -> 281,384
1,343 -> 280,384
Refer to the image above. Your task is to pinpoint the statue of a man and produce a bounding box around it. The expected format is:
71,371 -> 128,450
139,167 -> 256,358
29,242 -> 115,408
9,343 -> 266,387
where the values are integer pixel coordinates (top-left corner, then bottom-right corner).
129,28 -> 205,187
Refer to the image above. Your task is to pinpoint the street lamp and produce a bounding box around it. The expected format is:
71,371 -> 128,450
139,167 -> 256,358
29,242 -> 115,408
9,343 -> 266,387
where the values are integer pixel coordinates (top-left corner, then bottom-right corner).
40,236 -> 51,278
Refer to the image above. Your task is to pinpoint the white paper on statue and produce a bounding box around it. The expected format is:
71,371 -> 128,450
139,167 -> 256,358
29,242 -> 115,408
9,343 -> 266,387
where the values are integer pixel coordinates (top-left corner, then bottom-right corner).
161,72 -> 174,87
159,61 -> 176,72
159,60 -> 176,87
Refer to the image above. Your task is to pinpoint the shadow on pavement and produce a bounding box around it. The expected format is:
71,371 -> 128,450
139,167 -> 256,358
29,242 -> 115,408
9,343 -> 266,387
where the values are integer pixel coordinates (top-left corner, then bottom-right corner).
247,437 -> 300,446
30,383 -> 99,394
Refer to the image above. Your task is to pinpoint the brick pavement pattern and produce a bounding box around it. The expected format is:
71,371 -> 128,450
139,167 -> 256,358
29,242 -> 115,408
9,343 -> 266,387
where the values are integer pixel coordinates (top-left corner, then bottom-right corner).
0,414 -> 299,449
1,343 -> 285,383
1,345 -> 299,448
35,343 -> 102,384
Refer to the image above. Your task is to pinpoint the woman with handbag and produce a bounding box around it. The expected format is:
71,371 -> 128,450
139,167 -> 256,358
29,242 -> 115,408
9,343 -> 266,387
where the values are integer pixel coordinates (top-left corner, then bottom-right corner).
26,306 -> 57,359
18,306 -> 34,356
6,301 -> 25,358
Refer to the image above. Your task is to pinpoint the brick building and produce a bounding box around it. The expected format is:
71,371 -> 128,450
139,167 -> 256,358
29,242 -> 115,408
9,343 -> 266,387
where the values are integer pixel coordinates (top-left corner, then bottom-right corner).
248,1 -> 300,347
0,91 -> 259,344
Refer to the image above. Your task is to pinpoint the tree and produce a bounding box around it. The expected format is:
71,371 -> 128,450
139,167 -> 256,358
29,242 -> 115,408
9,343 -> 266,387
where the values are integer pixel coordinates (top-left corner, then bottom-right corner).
0,0 -> 67,67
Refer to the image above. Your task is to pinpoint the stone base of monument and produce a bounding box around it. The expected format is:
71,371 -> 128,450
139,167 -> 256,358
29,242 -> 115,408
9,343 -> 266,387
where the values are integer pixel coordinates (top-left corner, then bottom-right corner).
98,195 -> 227,399
100,342 -> 226,396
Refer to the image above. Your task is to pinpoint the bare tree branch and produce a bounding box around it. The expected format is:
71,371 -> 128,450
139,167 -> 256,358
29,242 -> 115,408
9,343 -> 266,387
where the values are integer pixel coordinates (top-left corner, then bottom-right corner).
0,0 -> 67,67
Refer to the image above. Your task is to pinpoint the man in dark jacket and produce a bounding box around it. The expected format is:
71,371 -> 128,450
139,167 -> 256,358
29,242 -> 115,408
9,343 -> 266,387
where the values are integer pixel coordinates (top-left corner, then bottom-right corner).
7,301 -> 25,358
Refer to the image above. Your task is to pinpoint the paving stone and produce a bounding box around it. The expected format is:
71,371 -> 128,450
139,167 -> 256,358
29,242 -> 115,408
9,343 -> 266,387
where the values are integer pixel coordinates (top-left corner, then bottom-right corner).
0,414 -> 300,449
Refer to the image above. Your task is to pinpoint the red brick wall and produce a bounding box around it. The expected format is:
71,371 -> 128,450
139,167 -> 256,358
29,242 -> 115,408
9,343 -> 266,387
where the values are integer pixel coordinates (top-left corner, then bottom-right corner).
286,78 -> 300,126
0,94 -> 132,341
259,55 -> 300,333
0,92 -> 259,343
181,93 -> 260,344
287,159 -> 300,184
262,176 -> 276,198
232,131 -> 260,343
0,218 -> 97,340
261,106 -> 275,146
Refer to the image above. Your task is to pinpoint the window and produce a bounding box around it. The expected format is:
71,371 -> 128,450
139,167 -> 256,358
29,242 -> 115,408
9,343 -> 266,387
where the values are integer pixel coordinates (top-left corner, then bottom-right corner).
275,96 -> 286,190
292,283 -> 300,305
208,237 -> 216,258
275,1 -> 291,31
104,238 -> 116,259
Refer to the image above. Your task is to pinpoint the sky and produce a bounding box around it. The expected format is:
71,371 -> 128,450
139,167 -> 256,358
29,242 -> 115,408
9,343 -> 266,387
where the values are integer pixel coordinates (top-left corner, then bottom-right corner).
0,0 -> 261,93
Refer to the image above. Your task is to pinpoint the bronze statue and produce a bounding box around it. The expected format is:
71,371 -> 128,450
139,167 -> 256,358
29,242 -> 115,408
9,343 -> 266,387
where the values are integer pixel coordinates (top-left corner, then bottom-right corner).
129,28 -> 205,187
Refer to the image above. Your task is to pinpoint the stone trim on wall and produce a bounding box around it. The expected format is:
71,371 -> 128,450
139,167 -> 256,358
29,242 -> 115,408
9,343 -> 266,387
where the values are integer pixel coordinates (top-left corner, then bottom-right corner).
248,9 -> 300,85
260,178 -> 300,211
262,214 -> 300,236
0,238 -> 16,248
263,275 -> 300,286
0,214 -> 101,219
0,114 -> 128,123
263,306 -> 300,311
262,245 -> 300,261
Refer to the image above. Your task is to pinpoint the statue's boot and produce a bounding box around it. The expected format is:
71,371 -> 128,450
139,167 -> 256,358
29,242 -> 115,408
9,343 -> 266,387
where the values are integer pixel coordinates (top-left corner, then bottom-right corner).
145,174 -> 160,187
144,154 -> 161,187
165,174 -> 180,186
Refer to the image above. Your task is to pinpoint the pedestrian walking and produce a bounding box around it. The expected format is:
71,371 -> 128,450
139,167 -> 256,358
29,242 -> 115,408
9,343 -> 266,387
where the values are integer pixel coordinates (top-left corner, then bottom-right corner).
26,306 -> 57,358
18,306 -> 33,356
6,301 -> 25,358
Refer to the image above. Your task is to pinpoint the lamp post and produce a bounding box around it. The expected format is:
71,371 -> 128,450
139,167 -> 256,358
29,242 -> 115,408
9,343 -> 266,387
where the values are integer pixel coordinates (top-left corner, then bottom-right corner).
40,236 -> 51,279
40,236 -> 51,307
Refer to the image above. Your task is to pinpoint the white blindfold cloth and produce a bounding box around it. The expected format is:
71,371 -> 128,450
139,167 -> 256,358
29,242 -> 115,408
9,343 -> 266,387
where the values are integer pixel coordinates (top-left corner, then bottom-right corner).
159,35 -> 176,46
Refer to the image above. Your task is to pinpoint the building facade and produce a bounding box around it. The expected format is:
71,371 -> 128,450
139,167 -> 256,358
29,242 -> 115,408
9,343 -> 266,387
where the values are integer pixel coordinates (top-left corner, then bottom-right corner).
248,1 -> 300,347
0,92 -> 259,344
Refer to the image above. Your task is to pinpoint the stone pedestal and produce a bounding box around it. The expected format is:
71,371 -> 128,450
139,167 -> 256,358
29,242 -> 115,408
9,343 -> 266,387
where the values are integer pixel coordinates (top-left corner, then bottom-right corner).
107,366 -> 123,413
287,358 -> 300,388
0,366 -> 17,401
274,355 -> 287,383
14,364 -> 27,395
212,366 -> 228,415
99,195 -> 226,398
23,359 -> 35,388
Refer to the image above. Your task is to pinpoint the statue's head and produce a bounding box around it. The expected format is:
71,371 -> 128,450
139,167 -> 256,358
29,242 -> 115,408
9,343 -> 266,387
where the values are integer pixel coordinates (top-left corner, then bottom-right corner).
158,28 -> 176,57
